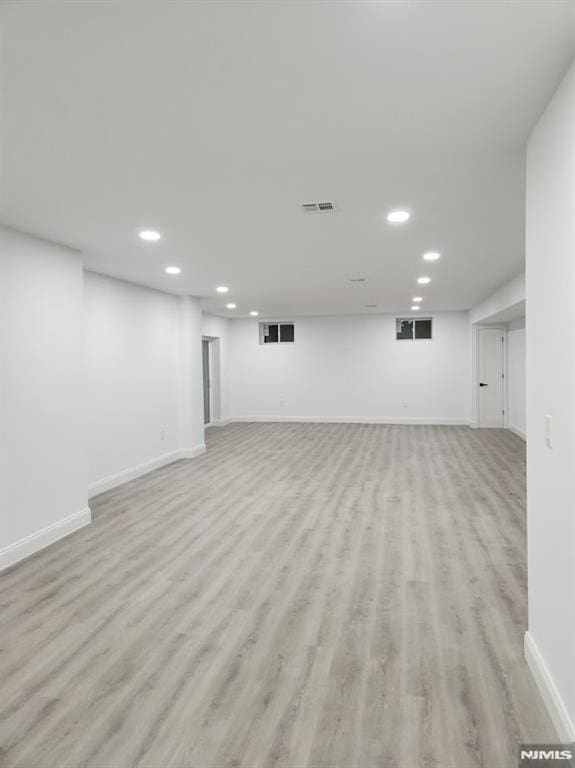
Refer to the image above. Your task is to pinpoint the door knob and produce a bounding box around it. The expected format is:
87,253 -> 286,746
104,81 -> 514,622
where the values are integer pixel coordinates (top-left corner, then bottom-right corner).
479,382 -> 488,387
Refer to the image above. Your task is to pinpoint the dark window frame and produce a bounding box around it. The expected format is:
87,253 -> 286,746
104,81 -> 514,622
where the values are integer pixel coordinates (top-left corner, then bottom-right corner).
396,317 -> 433,341
259,322 -> 295,345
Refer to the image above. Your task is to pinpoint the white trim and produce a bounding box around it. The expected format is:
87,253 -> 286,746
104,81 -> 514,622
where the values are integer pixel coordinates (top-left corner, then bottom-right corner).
0,507 -> 91,572
525,631 -> 575,743
507,424 -> 526,441
88,449 -> 182,497
208,338 -> 214,425
88,444 -> 206,498
178,444 -> 206,460
230,416 -> 472,426
207,418 -> 232,427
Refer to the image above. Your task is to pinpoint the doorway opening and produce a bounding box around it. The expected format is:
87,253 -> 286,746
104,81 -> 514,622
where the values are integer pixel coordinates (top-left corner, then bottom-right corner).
202,335 -> 222,428
202,339 -> 211,426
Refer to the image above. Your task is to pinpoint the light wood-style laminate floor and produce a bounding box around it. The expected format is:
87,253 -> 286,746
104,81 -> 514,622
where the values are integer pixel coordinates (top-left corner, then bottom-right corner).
0,424 -> 556,768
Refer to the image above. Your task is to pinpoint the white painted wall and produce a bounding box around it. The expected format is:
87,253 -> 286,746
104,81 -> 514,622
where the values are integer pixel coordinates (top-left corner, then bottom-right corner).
201,313 -> 231,424
470,272 -> 525,325
230,312 -> 470,423
506,318 -> 526,439
525,62 -> 575,742
0,227 -> 90,569
85,273 -> 204,496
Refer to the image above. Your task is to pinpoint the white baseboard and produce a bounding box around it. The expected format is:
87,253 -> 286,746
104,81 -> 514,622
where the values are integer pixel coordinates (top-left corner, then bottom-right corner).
507,423 -> 526,441
0,507 -> 91,573
525,631 -> 575,743
88,444 -> 206,498
207,418 -> 232,427
178,443 -> 206,459
230,416 -> 472,426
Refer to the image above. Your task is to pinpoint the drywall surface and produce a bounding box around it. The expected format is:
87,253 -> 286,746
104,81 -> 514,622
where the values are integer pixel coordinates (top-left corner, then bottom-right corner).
0,227 -> 89,567
85,274 -> 205,494
230,312 -> 470,423
507,318 -> 526,439
470,272 -> 525,325
85,272 -> 182,492
525,62 -> 575,741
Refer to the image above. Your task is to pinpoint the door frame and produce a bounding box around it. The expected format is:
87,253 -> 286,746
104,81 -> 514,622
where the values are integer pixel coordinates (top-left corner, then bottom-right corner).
202,335 -> 222,428
472,325 -> 508,429
202,338 -> 211,426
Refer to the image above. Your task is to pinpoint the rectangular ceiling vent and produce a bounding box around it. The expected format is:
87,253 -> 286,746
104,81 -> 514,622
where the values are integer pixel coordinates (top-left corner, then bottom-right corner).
301,201 -> 336,213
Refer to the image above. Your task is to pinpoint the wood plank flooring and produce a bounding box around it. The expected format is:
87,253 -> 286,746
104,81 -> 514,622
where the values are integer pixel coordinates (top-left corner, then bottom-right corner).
0,423 -> 556,768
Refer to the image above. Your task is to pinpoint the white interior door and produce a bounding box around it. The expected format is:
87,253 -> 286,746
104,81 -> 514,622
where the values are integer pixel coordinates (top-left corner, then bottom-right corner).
478,328 -> 504,427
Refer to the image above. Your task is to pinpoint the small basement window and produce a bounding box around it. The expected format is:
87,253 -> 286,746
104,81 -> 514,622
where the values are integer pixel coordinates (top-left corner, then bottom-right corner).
260,322 -> 295,344
396,317 -> 432,340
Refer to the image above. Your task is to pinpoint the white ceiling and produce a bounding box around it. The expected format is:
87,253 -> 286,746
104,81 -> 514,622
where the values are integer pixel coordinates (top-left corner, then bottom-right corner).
1,1 -> 574,317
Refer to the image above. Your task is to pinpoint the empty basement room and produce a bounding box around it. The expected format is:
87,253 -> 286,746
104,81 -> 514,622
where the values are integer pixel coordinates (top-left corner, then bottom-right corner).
1,2 -> 574,767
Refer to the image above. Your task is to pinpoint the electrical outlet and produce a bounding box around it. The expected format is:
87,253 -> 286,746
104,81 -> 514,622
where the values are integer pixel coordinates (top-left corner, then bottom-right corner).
279,400 -> 285,408
545,415 -> 552,449
161,429 -> 166,441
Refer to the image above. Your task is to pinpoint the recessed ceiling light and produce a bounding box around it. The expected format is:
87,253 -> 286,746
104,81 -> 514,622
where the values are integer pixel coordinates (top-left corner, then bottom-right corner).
250,311 -> 259,316
417,276 -> 431,284
412,296 -> 423,302
216,286 -> 229,293
387,210 -> 410,224
226,303 -> 236,309
423,251 -> 441,261
411,305 -> 420,311
165,266 -> 181,275
364,304 -> 377,308
139,229 -> 161,241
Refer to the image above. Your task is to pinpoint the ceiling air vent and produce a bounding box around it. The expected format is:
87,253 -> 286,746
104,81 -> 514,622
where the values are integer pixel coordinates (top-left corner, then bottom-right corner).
301,201 -> 336,213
